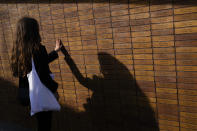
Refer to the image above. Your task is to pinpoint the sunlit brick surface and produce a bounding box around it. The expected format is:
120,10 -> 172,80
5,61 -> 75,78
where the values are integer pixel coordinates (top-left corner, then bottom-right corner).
0,0 -> 197,130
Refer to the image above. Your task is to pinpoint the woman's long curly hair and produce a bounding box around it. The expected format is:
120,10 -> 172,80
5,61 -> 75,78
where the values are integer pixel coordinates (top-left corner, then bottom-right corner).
11,17 -> 41,77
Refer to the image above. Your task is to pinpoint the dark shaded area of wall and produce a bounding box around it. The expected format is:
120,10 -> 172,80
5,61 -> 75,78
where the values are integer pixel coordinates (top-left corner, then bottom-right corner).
0,0 -> 197,131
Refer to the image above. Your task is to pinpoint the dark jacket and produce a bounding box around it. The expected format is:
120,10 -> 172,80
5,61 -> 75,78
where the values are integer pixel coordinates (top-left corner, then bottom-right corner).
19,45 -> 59,93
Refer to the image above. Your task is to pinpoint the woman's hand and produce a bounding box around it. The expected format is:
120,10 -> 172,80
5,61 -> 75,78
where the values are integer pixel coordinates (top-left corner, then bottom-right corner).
54,39 -> 62,52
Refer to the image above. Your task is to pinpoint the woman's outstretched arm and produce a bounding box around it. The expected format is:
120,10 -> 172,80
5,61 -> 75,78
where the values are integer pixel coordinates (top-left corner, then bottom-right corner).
43,39 -> 62,64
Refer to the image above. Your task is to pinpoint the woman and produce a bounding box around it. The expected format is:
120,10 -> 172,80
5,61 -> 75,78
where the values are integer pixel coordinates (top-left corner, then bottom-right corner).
10,16 -> 62,131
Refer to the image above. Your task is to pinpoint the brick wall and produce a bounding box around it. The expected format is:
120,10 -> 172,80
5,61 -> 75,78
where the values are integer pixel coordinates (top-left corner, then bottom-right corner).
0,0 -> 197,130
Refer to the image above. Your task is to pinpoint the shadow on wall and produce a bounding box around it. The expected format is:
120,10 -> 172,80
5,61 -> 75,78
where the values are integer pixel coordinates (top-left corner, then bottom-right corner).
0,77 -> 36,130
59,46 -> 159,131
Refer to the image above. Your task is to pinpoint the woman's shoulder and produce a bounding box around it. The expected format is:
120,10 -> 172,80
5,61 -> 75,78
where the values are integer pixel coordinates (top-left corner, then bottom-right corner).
39,44 -> 46,51
33,44 -> 46,54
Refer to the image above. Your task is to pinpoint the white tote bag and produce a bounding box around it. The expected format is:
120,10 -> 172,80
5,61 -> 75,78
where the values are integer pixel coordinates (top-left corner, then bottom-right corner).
27,58 -> 61,116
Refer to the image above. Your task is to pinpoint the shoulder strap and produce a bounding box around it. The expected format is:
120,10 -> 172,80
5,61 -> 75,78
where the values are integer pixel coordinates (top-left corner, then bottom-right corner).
31,57 -> 36,70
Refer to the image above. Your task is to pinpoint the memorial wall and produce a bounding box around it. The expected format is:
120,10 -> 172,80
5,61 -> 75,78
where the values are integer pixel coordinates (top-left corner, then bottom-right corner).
0,0 -> 197,130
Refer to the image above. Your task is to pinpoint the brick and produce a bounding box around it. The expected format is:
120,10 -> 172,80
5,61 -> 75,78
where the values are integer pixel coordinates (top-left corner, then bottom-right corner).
80,19 -> 94,26
133,48 -> 152,54
179,95 -> 197,102
152,22 -> 173,30
51,9 -> 64,15
177,60 -> 197,66
113,32 -> 130,38
132,31 -> 151,37
151,9 -> 173,18
114,37 -> 131,44
177,66 -> 197,71
98,43 -> 113,49
174,7 -> 197,15
64,11 -> 78,18
113,26 -> 130,33
135,65 -> 153,71
129,1 -> 149,8
69,45 -> 83,51
97,33 -> 113,39
155,76 -> 176,83
131,24 -> 151,31
156,82 -> 176,88
136,75 -> 154,81
63,7 -> 77,12
133,42 -> 152,48
180,112 -> 197,119
175,40 -> 197,47
176,47 -> 197,53
157,93 -> 177,101
152,28 -> 174,36
159,119 -> 179,127
135,71 -> 154,76
151,16 -> 173,24
81,35 -> 97,41
110,4 -> 128,11
150,4 -> 172,11
115,55 -> 132,60
80,25 -> 95,31
153,47 -> 175,53
78,3 -> 92,10
176,53 -> 197,60
156,88 -> 177,94
158,98 -> 178,104
79,14 -> 93,21
132,37 -> 151,43
174,13 -> 197,22
97,28 -> 113,34
153,54 -> 175,59
175,33 -> 197,41
112,15 -> 129,22
68,31 -> 80,37
81,29 -> 96,36
52,19 -> 65,24
130,12 -> 150,19
68,36 -> 81,42
69,41 -> 82,46
155,65 -> 175,71
93,2 -> 109,8
66,22 -> 80,28
67,26 -> 80,32
176,27 -> 197,34
134,54 -> 152,59
111,9 -> 129,16
114,43 -> 131,49
155,71 -> 176,77
114,49 -> 132,55
112,21 -> 130,28
78,9 -> 93,16
130,18 -> 150,26
154,60 -> 175,65
65,16 -> 79,23
175,20 -> 197,28
152,35 -> 174,42
130,6 -> 149,14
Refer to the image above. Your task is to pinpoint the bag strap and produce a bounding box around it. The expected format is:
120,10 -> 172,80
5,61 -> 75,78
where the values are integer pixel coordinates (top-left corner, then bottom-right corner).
31,57 -> 36,70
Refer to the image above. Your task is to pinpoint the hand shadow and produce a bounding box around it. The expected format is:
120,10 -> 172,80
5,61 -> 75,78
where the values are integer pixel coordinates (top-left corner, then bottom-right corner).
60,44 -> 159,131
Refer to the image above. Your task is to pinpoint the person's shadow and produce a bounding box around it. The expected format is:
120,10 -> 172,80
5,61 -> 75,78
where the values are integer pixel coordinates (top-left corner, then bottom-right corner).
60,45 -> 159,131
0,77 -> 36,131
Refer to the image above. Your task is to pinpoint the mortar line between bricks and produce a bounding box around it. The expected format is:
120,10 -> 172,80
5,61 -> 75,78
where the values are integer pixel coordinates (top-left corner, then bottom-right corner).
62,2 -> 78,104
76,1 -> 90,108
149,0 -> 159,129
49,2 -> 64,101
172,0 -> 181,130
